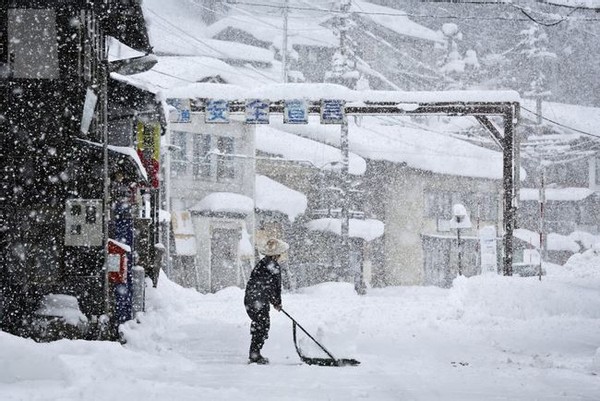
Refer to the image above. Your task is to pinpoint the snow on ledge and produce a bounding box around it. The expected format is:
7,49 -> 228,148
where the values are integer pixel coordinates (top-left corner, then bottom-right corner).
520,187 -> 594,202
191,192 -> 254,215
306,218 -> 385,242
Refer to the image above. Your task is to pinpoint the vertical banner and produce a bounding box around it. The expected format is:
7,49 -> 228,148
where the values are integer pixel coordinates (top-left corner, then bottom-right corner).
320,99 -> 345,124
245,99 -> 270,124
137,121 -> 161,188
205,99 -> 230,124
284,99 -> 308,124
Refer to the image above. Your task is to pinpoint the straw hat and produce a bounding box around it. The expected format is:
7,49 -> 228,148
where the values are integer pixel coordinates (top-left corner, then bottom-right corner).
259,238 -> 289,256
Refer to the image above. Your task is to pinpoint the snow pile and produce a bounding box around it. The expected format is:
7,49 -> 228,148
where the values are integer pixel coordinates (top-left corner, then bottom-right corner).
448,274 -> 600,321
562,244 -> 600,279
0,332 -> 70,384
36,294 -> 88,327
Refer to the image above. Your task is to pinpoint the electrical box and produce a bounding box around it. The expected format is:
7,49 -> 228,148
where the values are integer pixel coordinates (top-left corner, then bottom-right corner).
65,199 -> 103,247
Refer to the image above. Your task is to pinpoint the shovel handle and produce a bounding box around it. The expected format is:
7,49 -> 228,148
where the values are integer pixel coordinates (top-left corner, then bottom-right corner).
281,308 -> 338,362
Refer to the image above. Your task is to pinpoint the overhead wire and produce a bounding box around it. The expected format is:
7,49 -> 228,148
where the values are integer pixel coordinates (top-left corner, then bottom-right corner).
521,105 -> 600,139
229,1 -> 600,23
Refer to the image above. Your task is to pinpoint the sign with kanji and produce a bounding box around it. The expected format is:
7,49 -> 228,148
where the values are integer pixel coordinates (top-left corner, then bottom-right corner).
284,99 -> 308,124
167,98 -> 191,123
321,99 -> 345,124
245,99 -> 270,124
205,99 -> 230,124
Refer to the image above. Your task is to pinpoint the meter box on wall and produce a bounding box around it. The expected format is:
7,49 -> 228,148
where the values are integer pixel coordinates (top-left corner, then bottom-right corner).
65,199 -> 103,247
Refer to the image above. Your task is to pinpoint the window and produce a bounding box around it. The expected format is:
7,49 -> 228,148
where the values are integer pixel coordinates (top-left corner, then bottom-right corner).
424,190 -> 453,219
216,136 -> 235,180
425,190 -> 498,222
171,131 -> 189,176
193,133 -> 212,178
7,9 -> 59,79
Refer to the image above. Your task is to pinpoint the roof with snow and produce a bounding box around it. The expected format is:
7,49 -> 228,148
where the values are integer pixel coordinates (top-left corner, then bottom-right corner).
143,0 -> 275,65
255,175 -> 307,222
113,56 -> 278,93
521,99 -> 600,138
270,116 -> 513,180
191,192 -> 254,215
306,218 -> 385,242
351,1 -> 444,44
520,187 -> 594,202
205,15 -> 338,49
154,82 -> 521,104
255,125 -> 367,176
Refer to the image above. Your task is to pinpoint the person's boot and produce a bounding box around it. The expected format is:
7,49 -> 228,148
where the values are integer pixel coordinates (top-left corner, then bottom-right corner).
249,349 -> 269,365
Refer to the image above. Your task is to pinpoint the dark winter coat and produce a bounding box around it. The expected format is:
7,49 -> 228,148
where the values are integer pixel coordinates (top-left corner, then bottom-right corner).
244,256 -> 282,310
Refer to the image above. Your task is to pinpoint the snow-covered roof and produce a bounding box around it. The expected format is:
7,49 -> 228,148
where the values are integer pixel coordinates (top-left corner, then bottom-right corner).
521,99 -> 600,138
78,139 -> 149,181
514,228 -> 583,253
205,15 -> 338,49
154,82 -> 521,104
108,36 -> 146,62
143,0 -> 275,65
113,56 -> 278,94
351,1 -> 444,44
255,175 -> 307,222
275,116 -> 511,180
191,192 -> 254,215
306,218 -> 385,242
520,187 -> 594,202
108,239 -> 132,253
255,125 -> 367,176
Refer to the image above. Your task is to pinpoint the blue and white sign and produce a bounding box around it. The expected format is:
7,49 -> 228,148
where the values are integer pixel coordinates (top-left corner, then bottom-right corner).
321,99 -> 345,124
167,98 -> 191,123
205,99 -> 230,124
245,99 -> 270,124
284,99 -> 308,124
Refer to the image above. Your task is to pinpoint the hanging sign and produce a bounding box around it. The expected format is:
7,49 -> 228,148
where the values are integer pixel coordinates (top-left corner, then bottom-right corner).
245,99 -> 270,124
321,99 -> 345,124
284,99 -> 308,124
479,226 -> 498,274
205,99 -> 230,124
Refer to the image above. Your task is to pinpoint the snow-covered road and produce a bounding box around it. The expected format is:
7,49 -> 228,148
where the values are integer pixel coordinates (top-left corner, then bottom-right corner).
2,257 -> 600,401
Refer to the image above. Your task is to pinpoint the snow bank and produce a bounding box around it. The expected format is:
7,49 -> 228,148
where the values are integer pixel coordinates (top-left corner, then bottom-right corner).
448,274 -> 600,321
0,332 -> 70,384
562,245 -> 600,279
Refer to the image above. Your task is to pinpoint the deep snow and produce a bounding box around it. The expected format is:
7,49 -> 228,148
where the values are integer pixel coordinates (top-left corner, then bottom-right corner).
2,253 -> 600,401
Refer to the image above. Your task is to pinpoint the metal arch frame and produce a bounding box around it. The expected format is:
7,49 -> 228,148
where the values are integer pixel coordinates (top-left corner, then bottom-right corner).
193,99 -> 521,276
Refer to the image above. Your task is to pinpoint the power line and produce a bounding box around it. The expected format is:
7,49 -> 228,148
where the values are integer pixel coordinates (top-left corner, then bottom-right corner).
521,105 -> 600,140
229,1 -> 600,22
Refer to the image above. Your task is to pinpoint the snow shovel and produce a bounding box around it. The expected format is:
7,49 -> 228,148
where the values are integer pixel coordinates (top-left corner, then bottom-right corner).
281,309 -> 360,367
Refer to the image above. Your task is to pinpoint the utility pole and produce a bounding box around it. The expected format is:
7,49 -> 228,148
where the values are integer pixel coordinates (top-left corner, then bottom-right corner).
281,0 -> 289,83
337,0 -> 365,294
536,96 -> 546,281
